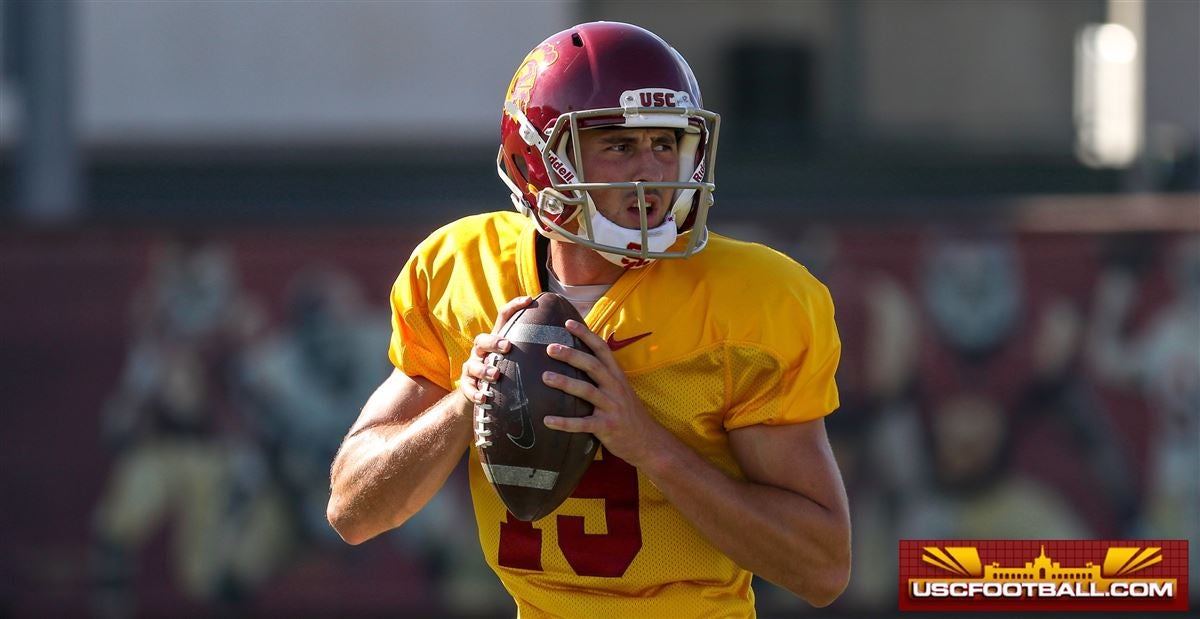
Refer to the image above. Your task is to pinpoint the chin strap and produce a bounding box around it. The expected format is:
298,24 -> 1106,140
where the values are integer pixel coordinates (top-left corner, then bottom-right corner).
589,209 -> 678,268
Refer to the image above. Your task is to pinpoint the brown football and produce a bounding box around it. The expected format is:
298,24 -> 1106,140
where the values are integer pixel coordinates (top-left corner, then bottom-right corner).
474,292 -> 598,521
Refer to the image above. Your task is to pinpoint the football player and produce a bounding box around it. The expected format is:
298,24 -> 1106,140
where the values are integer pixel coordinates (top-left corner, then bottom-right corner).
327,21 -> 850,616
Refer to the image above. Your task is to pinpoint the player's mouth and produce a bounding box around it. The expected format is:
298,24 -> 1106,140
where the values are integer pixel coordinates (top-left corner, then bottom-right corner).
626,203 -> 658,220
622,194 -> 664,226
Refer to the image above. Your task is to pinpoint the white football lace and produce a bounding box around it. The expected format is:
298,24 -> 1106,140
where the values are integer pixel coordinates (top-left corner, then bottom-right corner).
473,353 -> 502,448
473,408 -> 493,448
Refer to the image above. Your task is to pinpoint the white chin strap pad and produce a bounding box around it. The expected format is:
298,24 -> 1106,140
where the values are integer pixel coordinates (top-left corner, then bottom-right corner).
589,209 -> 678,268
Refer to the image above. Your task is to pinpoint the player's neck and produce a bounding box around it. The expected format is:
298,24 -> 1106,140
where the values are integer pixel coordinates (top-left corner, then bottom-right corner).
548,240 -> 625,286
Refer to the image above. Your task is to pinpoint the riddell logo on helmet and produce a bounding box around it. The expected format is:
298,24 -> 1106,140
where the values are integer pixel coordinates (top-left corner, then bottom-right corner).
547,153 -> 576,183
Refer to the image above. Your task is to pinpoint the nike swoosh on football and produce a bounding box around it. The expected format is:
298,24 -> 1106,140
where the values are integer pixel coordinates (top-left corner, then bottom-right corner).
505,362 -> 536,450
506,404 -> 536,450
605,331 -> 653,351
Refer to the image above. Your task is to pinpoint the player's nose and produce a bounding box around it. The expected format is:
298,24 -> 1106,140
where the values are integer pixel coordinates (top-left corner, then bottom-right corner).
632,146 -> 667,183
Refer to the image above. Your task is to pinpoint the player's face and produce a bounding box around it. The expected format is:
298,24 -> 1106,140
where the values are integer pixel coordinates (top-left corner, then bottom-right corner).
577,128 -> 678,229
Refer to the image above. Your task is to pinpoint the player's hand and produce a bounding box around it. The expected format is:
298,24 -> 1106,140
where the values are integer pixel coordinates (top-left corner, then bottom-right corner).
459,296 -> 532,406
541,319 -> 671,468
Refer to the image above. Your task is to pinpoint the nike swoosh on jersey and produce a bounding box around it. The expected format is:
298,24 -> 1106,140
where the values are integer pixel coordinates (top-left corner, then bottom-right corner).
605,331 -> 653,351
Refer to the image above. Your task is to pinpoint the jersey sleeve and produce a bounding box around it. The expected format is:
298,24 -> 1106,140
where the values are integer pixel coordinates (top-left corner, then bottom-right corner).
724,278 -> 841,430
387,249 -> 454,391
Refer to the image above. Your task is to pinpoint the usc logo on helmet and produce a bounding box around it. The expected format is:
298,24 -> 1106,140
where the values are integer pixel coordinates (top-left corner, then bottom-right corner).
506,44 -> 559,113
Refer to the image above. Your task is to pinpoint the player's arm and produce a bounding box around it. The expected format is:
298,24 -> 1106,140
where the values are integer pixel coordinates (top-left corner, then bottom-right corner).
326,369 -> 464,545
712,420 -> 850,606
543,320 -> 851,607
327,296 -> 531,545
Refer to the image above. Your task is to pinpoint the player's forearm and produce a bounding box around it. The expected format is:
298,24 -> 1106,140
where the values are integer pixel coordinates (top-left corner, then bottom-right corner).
327,390 -> 473,545
640,439 -> 851,607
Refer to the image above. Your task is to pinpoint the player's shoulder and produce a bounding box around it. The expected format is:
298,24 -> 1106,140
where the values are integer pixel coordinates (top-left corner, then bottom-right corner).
415,211 -> 528,256
407,211 -> 529,272
642,230 -> 837,368
692,231 -> 830,303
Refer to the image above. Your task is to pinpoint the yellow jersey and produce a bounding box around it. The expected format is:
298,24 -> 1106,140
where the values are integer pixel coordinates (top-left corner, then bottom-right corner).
389,212 -> 840,618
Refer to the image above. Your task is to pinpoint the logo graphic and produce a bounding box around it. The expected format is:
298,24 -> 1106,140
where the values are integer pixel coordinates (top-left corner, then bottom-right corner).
506,44 -> 558,113
546,150 -> 576,183
606,330 -> 653,351
503,361 -> 535,450
620,88 -> 694,109
899,540 -> 1188,612
618,242 -> 652,269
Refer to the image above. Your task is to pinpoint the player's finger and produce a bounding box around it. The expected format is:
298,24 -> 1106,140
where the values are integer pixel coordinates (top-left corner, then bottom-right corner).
492,295 -> 534,334
542,371 -> 613,410
545,343 -> 610,386
542,414 -> 592,434
465,358 -> 501,383
459,352 -> 500,401
564,319 -> 618,367
472,333 -> 511,357
459,375 -> 496,404
457,373 -> 480,402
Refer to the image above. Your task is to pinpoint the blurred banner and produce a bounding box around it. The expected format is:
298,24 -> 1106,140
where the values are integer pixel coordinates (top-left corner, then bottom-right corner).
1,197 -> 1196,618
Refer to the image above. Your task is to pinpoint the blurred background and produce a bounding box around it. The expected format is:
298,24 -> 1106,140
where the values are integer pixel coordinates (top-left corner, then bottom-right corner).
0,0 -> 1196,617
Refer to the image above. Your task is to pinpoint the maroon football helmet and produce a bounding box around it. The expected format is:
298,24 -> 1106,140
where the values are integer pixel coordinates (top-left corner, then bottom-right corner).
496,22 -> 720,266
